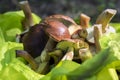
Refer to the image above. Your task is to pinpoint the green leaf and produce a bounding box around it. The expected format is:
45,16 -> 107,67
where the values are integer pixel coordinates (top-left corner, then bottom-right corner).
66,48 -> 111,80
0,11 -> 40,43
0,10 -> 120,80
110,23 -> 120,33
45,34 -> 120,80
0,11 -> 43,80
0,42 -> 23,67
0,58 -> 44,80
0,42 -> 43,80
41,60 -> 80,80
97,68 -> 119,80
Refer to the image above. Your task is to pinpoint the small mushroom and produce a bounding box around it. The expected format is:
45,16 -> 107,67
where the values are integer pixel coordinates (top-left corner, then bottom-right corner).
45,14 -> 77,25
44,18 -> 71,42
45,14 -> 82,35
40,18 -> 71,62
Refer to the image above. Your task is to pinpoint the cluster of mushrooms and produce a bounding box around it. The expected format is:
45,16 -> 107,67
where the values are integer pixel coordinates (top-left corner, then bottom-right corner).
16,1 -> 117,74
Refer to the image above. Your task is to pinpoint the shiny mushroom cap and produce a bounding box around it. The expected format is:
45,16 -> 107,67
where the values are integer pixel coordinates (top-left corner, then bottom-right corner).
45,14 -> 76,25
44,18 -> 71,42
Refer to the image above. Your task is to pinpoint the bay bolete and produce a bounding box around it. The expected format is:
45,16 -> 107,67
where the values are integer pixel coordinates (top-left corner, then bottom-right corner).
45,14 -> 76,25
45,14 -> 82,35
40,18 -> 71,62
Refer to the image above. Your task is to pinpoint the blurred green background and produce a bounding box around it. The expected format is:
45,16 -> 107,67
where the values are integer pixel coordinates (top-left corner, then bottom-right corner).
0,0 -> 120,23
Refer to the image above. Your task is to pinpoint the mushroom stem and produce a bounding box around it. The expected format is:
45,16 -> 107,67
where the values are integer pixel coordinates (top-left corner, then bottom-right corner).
96,9 -> 117,33
36,62 -> 49,74
40,38 -> 57,62
19,1 -> 34,30
62,47 -> 74,61
37,38 -> 57,74
93,24 -> 102,52
80,13 -> 91,29
16,50 -> 38,70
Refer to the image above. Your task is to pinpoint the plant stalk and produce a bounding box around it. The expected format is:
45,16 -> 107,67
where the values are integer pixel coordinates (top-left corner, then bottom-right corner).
19,1 -> 34,30
36,62 -> 49,74
62,47 -> 74,61
40,38 -> 57,62
16,50 -> 38,70
80,13 -> 90,29
93,24 -> 102,52
96,9 -> 117,33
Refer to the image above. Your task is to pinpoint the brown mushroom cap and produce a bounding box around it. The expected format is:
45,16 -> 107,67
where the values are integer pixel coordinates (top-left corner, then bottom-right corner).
22,24 -> 49,58
44,18 -> 71,42
45,14 -> 76,25
45,14 -> 82,36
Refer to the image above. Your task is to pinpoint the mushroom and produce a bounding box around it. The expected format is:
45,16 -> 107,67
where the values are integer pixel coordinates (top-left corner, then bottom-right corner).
46,14 -> 89,44
45,14 -> 82,35
40,18 -> 71,62
32,18 -> 71,74
45,14 -> 77,25
21,24 -> 49,58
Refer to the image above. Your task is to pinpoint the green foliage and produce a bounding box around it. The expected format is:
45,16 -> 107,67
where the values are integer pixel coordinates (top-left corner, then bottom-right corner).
41,23 -> 120,80
0,11 -> 42,80
110,23 -> 120,32
0,42 -> 43,80
0,11 -> 40,43
0,10 -> 120,80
